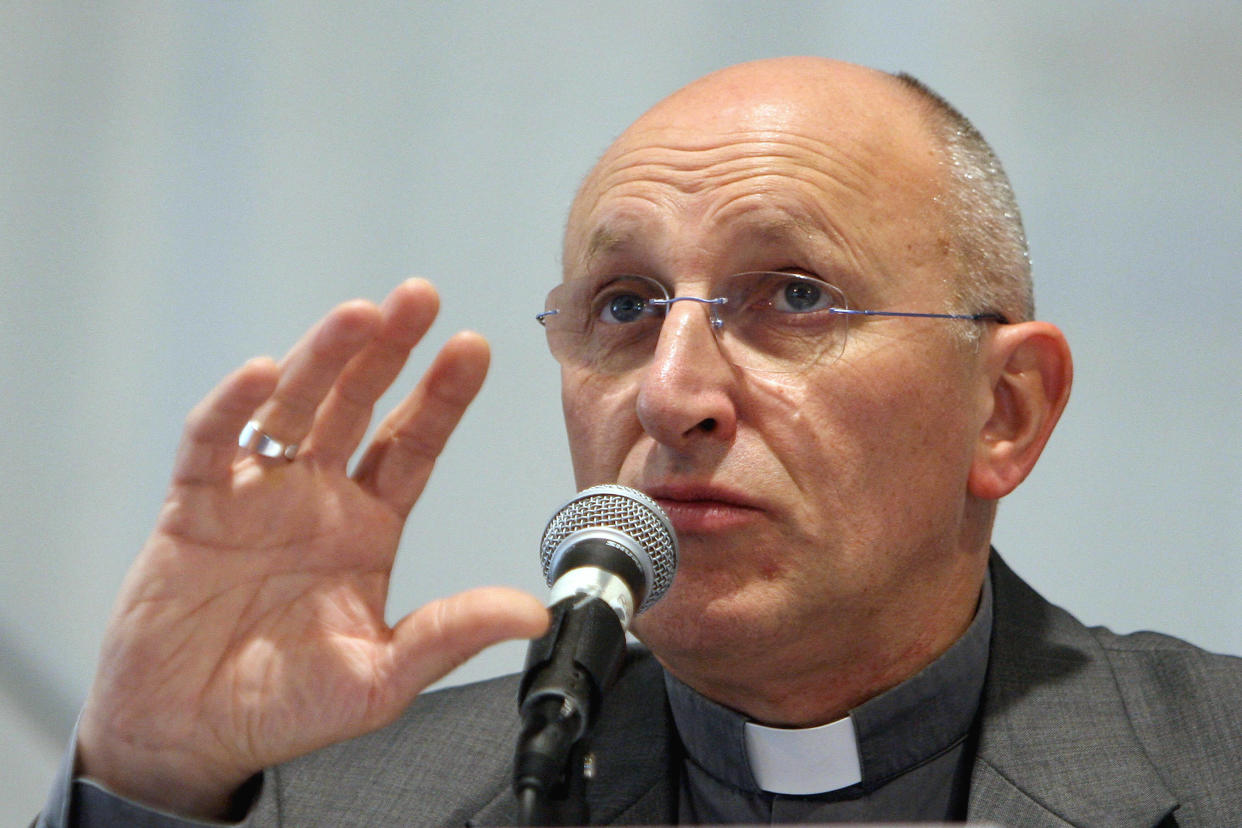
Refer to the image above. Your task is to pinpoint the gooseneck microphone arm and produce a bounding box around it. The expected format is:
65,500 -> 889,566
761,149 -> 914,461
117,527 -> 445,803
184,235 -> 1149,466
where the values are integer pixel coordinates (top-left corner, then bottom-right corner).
513,486 -> 678,827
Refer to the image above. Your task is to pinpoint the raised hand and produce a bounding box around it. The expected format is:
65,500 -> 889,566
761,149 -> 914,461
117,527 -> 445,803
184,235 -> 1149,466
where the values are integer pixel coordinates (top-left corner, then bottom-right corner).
75,279 -> 549,818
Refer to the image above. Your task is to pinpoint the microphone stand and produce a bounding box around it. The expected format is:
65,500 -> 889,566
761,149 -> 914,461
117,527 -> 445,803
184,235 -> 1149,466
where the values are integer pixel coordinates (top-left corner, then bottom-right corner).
514,597 -> 627,826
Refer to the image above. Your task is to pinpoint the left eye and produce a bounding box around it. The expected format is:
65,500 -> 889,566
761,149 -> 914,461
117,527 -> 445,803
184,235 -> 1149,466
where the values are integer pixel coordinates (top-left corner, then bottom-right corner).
772,278 -> 833,313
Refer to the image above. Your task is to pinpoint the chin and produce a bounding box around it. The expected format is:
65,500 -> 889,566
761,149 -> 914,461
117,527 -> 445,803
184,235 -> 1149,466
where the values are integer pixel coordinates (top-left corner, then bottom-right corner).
632,578 -> 790,666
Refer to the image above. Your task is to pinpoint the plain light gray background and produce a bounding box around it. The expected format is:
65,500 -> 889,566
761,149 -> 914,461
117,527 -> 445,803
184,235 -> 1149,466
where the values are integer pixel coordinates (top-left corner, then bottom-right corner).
3,1 -> 1239,818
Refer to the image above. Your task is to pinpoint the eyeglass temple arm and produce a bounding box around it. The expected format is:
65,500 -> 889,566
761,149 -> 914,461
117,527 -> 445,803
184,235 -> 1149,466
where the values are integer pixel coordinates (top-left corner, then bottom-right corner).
830,308 -> 1008,323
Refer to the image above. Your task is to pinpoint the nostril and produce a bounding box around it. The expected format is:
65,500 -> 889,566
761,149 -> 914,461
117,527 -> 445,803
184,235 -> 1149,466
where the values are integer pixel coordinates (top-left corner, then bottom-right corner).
697,418 -> 717,433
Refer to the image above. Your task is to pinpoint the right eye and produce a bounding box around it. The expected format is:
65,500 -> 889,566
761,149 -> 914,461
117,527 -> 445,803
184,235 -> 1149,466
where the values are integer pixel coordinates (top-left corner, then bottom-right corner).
587,276 -> 665,325
599,292 -> 649,324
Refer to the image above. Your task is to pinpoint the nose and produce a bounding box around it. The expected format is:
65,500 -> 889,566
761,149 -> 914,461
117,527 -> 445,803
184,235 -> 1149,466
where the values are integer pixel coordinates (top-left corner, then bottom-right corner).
636,298 -> 739,447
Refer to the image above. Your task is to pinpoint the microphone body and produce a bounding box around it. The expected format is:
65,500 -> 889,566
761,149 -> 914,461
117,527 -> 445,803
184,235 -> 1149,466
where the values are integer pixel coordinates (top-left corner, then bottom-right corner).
514,485 -> 677,824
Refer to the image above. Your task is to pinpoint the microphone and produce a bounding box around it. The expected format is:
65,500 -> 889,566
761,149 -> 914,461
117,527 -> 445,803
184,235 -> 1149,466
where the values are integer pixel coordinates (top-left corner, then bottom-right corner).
514,485 -> 678,823
539,483 -> 678,623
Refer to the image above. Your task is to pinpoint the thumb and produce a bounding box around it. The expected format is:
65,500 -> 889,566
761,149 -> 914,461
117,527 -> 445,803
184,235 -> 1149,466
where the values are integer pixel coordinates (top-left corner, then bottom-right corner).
386,586 -> 549,702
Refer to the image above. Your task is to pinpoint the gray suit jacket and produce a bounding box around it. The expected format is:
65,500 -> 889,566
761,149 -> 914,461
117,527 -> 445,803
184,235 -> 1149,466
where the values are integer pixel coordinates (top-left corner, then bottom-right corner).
44,555 -> 1242,826
244,556 -> 1242,826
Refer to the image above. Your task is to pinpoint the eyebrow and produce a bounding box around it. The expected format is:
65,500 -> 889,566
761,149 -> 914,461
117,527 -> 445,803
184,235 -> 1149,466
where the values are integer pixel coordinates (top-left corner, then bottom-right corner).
743,213 -> 830,248
579,212 -> 833,270
581,223 -> 642,268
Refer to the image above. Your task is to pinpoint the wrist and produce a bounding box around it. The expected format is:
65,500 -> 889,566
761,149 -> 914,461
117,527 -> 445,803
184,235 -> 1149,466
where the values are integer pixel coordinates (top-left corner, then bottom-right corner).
76,714 -> 253,821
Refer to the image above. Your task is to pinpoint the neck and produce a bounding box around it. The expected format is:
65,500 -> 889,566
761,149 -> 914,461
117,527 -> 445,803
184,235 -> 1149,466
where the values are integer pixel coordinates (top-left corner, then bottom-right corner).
655,563 -> 987,727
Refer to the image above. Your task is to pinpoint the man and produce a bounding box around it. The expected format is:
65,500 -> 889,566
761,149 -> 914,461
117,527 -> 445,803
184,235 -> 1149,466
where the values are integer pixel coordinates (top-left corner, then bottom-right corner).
39,57 -> 1241,826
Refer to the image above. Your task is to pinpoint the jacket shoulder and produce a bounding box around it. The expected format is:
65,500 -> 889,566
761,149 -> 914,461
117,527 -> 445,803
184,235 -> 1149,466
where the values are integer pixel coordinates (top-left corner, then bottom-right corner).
984,553 -> 1242,824
1091,626 -> 1242,822
1088,624 -> 1242,742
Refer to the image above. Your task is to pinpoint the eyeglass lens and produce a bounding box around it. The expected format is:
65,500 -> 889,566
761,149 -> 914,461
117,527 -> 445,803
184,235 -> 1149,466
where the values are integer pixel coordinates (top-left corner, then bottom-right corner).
541,272 -> 850,374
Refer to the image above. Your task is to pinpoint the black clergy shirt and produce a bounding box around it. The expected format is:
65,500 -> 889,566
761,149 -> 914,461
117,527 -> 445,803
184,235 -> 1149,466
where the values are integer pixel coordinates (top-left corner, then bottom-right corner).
666,573 -> 993,824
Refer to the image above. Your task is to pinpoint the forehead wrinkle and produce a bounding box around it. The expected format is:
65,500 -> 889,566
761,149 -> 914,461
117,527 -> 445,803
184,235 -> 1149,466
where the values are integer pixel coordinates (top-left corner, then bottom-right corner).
702,191 -> 855,256
578,129 -> 888,249
584,209 -> 832,265
591,128 -> 879,198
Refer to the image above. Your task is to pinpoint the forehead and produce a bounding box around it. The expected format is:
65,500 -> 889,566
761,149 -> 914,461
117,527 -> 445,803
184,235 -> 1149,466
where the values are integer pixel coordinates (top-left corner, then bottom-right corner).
564,75 -> 951,294
582,203 -> 827,264
578,137 -> 844,254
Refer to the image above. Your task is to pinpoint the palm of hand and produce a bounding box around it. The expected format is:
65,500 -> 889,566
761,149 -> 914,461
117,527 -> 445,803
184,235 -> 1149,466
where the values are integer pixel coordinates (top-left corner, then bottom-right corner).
106,459 -> 409,775
77,281 -> 549,816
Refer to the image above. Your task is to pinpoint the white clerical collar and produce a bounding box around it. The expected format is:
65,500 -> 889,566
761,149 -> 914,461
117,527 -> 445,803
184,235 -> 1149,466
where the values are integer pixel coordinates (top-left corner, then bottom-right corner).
664,572 -> 994,798
743,715 -> 862,795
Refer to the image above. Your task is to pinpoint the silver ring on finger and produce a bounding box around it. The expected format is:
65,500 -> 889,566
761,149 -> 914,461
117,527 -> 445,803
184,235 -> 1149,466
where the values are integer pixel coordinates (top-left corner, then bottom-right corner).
238,420 -> 299,461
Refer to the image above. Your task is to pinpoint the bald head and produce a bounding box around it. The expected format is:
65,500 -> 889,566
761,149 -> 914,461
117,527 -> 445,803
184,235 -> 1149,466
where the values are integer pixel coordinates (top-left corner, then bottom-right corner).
567,57 -> 1031,324
631,57 -> 904,134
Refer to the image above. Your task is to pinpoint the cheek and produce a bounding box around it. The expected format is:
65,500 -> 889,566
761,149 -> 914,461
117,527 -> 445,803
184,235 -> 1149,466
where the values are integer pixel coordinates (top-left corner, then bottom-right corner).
747,370 -> 858,476
828,356 -> 980,513
561,369 -> 640,487
753,351 -> 975,517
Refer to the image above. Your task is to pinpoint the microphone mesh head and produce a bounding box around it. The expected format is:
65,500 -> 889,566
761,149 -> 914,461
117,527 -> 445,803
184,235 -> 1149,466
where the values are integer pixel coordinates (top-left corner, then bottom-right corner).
540,484 -> 678,614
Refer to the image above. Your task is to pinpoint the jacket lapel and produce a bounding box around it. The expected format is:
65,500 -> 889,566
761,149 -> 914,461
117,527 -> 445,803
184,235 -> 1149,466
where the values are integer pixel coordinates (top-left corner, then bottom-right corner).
968,556 -> 1177,827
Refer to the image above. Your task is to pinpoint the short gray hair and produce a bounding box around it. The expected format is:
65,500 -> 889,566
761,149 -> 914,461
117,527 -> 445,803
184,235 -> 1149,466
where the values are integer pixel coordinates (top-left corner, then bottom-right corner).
892,72 -> 1034,323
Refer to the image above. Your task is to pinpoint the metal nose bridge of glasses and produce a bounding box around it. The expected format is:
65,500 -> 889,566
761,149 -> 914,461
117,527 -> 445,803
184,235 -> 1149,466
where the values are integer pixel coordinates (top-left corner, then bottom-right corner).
640,294 -> 728,327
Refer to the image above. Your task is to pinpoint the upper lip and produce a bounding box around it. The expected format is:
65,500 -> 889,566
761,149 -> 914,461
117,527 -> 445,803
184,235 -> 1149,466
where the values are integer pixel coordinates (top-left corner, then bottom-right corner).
639,481 -> 765,511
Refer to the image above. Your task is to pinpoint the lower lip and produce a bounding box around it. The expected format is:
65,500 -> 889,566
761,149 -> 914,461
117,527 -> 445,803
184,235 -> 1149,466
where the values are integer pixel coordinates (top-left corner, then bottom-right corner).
654,499 -> 761,534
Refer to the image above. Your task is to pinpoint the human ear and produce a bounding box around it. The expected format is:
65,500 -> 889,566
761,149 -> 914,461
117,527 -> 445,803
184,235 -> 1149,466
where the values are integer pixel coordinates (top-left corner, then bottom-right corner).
968,322 -> 1073,500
